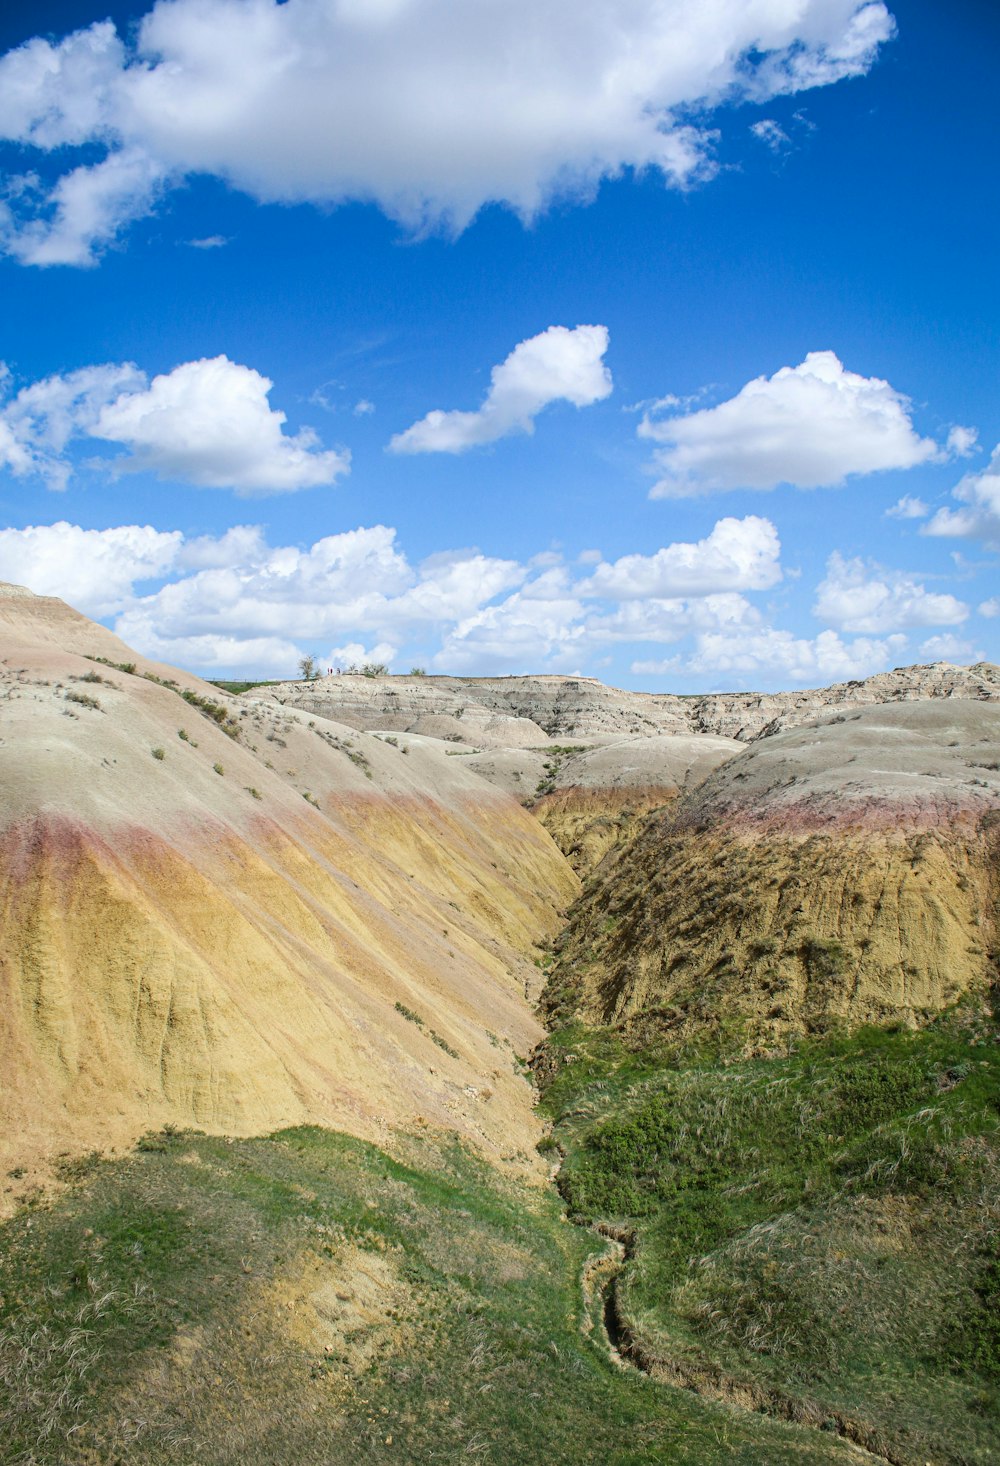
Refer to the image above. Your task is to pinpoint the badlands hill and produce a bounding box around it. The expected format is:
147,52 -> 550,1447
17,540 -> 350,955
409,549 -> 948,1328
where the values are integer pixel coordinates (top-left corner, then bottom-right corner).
269,660 -> 1000,875
3,584 -> 1000,1465
545,698 -> 1000,1045
3,580 -> 999,1195
264,659 -> 1000,744
0,583 -> 578,1199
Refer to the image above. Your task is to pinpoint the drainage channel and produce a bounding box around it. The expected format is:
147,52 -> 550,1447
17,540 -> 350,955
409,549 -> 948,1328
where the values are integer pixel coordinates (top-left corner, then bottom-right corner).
582,1223 -> 907,1466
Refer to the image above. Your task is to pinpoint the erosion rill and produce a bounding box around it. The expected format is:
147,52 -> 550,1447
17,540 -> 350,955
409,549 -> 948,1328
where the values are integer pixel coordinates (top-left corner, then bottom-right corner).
1,584 -> 998,1465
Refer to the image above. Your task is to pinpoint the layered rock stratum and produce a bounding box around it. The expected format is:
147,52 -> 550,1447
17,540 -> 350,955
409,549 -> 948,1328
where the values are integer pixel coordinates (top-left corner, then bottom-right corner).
266,660 -> 1000,744
545,699 -> 1000,1045
0,584 -> 579,1200
463,734 -> 740,872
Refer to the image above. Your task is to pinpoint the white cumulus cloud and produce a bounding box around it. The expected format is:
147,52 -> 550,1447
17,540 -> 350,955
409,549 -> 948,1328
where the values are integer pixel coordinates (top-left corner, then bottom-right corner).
389,325 -> 611,454
7,510 -> 965,690
918,633 -> 982,663
433,590 -> 587,674
0,361 -> 145,488
814,552 -> 968,634
885,494 -> 929,520
110,525 -> 527,672
641,350 -> 938,497
1,148 -> 165,268
0,0 -> 894,265
0,355 -> 347,494
587,592 -> 762,646
686,627 -> 908,683
578,516 -> 780,598
945,425 -> 978,458
325,641 -> 398,672
93,356 -> 350,494
924,445 -> 1000,551
0,520 -> 181,617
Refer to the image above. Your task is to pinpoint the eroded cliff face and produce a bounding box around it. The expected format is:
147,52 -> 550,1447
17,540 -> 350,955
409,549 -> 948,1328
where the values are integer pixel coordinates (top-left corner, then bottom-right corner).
267,661 -> 1000,745
464,734 -> 740,874
4,580 -> 999,1195
0,587 -> 578,1197
544,702 -> 1000,1046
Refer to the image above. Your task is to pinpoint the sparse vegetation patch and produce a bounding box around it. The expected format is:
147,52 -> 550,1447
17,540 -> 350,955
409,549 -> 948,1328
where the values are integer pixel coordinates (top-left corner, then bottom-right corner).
64,691 -> 101,711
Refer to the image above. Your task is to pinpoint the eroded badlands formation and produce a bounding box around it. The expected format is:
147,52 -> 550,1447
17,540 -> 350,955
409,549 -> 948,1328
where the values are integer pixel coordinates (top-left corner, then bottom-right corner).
0,584 -> 576,1197
266,659 -> 1000,743
2,579 -> 999,1203
547,699 -> 1000,1045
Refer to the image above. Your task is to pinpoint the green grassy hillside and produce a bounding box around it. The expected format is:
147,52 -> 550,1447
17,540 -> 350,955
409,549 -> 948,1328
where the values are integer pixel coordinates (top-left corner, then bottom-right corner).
0,1126 -> 873,1466
537,1000 -> 1000,1465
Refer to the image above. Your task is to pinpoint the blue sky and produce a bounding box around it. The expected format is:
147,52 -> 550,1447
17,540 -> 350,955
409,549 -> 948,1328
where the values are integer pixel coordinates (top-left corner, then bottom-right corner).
0,0 -> 996,688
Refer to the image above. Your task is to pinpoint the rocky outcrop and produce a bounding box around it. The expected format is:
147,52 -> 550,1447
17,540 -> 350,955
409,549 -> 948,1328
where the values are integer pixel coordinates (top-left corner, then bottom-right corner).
544,701 -> 1000,1045
687,661 -> 1000,742
266,662 -> 1000,746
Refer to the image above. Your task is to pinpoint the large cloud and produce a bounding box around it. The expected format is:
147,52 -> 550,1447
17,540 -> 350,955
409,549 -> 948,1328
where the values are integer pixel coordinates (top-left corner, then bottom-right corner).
3,516 -> 778,674
813,552 -> 968,634
93,357 -> 350,493
0,521 -> 181,617
684,627 -> 908,683
924,445 -> 1000,551
0,1 -> 894,265
112,525 -> 528,669
389,326 -> 611,453
578,516 -> 780,598
641,350 -> 938,496
433,589 -> 589,674
0,355 -> 347,494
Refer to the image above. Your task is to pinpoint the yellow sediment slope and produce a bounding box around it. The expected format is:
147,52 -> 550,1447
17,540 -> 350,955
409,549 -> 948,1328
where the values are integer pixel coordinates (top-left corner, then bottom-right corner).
0,587 -> 579,1198
533,785 -> 678,875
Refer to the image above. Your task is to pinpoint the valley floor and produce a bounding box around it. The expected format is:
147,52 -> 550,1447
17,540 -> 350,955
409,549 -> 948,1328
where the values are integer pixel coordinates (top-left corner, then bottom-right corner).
0,1125 -> 862,1466
3,995 -> 997,1466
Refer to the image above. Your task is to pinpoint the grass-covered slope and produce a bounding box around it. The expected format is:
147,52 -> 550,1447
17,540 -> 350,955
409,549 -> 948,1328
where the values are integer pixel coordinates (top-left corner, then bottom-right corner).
0,1127 -> 866,1466
537,1006 -> 1000,1465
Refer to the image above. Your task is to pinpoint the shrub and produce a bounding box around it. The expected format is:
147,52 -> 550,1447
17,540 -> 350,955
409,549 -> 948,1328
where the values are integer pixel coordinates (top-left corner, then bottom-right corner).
179,689 -> 240,740
151,747 -> 166,761
394,1001 -> 424,1026
430,1031 -> 460,1060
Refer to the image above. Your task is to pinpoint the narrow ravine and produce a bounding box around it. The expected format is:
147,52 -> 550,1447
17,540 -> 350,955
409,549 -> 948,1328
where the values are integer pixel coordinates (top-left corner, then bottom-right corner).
579,1221 -> 909,1466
